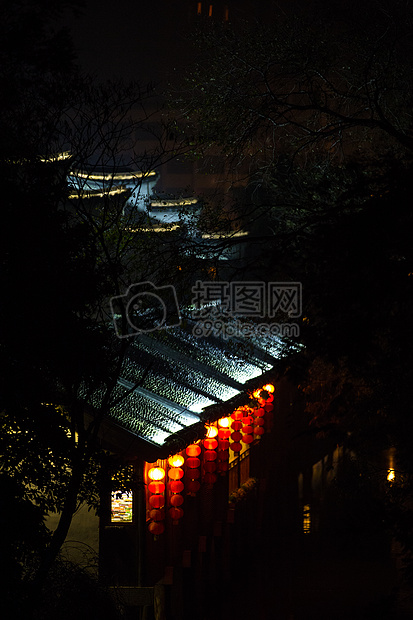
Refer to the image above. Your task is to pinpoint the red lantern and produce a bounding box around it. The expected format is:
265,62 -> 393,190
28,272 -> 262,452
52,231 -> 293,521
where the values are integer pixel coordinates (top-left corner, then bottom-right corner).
168,467 -> 184,480
231,420 -> 243,431
169,480 -> 184,494
204,461 -> 217,473
187,480 -> 201,493
242,425 -> 253,434
231,441 -> 242,452
148,521 -> 164,536
147,464 -> 166,535
242,416 -> 253,425
255,408 -> 265,417
186,443 -> 201,457
218,449 -> 229,461
148,481 -> 165,494
254,426 -> 265,436
231,431 -> 242,442
204,450 -> 217,461
254,417 -> 265,426
170,494 -> 184,507
231,409 -> 243,420
204,438 -> 218,451
169,506 -> 184,521
219,439 -> 230,451
149,508 -> 164,521
242,434 -> 254,444
264,403 -> 274,412
186,457 -> 200,469
149,494 -> 165,509
148,467 -> 165,481
218,427 -> 231,439
186,447 -> 201,496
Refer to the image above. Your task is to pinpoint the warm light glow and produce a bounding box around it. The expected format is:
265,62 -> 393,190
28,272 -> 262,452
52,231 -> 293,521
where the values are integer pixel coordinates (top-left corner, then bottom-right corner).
128,225 -> 181,233
70,169 -> 156,181
202,231 -> 249,239
208,4 -> 213,17
150,198 -> 198,207
40,151 -> 71,163
206,425 -> 218,438
262,384 -> 275,393
303,504 -> 311,534
197,2 -> 202,14
252,388 -> 262,399
148,467 -> 165,481
218,417 -> 231,428
168,454 -> 184,468
68,187 -> 127,199
387,469 -> 395,482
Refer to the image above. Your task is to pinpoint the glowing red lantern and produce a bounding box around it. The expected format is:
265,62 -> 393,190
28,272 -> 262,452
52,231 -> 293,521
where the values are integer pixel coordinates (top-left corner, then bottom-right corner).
148,481 -> 165,494
218,427 -> 231,439
231,431 -> 242,442
218,417 -> 231,428
147,465 -> 166,534
254,426 -> 265,436
186,445 -> 201,496
204,437 -> 218,450
262,383 -> 275,393
168,454 -> 184,468
168,467 -> 184,480
148,467 -> 165,481
205,425 -> 218,438
186,443 -> 201,457
231,442 -> 242,453
231,409 -> 243,420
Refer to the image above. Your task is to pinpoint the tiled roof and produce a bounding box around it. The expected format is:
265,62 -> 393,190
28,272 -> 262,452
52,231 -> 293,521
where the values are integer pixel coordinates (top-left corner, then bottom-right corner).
95,314 -> 283,459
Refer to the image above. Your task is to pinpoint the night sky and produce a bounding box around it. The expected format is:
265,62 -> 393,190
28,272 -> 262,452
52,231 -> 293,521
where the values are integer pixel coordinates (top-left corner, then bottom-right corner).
64,0 -> 295,85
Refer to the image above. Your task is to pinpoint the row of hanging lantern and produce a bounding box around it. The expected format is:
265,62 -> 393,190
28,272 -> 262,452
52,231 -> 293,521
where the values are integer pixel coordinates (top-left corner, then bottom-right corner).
146,383 -> 275,535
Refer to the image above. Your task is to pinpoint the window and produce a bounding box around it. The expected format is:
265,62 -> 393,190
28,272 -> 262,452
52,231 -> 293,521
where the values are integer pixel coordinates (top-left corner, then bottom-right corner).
111,491 -> 133,522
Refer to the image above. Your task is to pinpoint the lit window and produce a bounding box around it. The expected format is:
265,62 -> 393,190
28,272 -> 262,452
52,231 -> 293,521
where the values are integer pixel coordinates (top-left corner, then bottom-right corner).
209,4 -> 213,17
111,491 -> 133,522
197,2 -> 202,14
